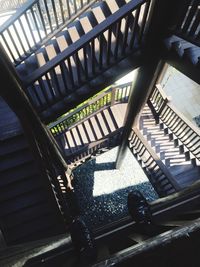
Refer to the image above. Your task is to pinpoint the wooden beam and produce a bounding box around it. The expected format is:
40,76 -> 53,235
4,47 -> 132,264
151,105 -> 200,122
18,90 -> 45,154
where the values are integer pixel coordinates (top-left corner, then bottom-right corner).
116,57 -> 164,169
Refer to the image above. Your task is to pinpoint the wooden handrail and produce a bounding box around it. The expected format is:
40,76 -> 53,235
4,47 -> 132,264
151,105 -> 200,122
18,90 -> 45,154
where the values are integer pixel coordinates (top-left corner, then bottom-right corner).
25,0 -> 147,86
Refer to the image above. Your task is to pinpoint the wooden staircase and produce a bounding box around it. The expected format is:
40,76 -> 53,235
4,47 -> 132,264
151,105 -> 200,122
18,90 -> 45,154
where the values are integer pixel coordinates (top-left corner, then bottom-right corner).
163,0 -> 200,84
0,98 -> 66,246
139,104 -> 200,189
0,0 -> 151,123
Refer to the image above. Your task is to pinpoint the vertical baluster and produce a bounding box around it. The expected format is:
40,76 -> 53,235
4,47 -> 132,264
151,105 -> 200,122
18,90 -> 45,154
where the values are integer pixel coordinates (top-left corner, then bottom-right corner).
45,73 -> 56,100
138,1 -> 151,44
91,39 -> 95,75
182,0 -> 199,33
60,62 -> 69,93
37,2 -> 48,36
13,22 -> 27,55
73,0 -> 78,13
106,27 -> 112,65
7,27 -> 21,60
80,0 -> 84,8
50,68 -> 63,97
38,77 -> 51,107
67,57 -> 75,87
43,0 -> 53,32
31,84 -> 43,109
31,6 -> 42,42
129,6 -> 140,50
176,0 -> 193,30
114,20 -> 122,59
99,33 -> 104,70
51,0 -> 59,28
122,14 -> 131,55
83,46 -> 89,80
58,0 -> 65,24
75,52 -> 81,85
18,17 -> 32,51
66,0 -> 71,18
1,32 -> 16,62
189,9 -> 200,36
24,11 -> 37,47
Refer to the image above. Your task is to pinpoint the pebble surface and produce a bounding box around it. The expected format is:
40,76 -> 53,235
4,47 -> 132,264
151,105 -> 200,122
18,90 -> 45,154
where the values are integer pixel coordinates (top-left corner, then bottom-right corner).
73,147 -> 158,229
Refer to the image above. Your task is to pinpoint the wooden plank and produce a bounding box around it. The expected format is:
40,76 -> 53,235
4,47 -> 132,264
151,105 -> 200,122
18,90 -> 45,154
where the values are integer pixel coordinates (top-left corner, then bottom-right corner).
96,113 -> 109,136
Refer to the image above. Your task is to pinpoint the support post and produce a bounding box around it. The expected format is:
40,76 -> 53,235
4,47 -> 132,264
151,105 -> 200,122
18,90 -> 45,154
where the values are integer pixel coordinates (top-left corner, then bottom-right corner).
116,57 -> 165,169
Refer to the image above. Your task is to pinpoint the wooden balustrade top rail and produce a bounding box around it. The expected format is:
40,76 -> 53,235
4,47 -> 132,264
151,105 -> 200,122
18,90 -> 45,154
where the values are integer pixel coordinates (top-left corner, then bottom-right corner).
25,0 -> 147,86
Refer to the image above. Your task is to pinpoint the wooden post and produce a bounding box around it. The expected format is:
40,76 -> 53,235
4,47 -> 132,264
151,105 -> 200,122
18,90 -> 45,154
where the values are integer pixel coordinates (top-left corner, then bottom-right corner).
110,87 -> 116,106
116,57 -> 164,169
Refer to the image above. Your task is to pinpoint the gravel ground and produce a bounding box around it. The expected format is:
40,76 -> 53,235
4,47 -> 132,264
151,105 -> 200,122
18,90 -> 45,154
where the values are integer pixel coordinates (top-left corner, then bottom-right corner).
73,146 -> 158,229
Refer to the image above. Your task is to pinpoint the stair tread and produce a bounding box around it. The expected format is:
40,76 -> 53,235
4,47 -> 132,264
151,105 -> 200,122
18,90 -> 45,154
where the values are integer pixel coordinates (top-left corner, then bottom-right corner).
83,120 -> 96,142
96,112 -> 109,136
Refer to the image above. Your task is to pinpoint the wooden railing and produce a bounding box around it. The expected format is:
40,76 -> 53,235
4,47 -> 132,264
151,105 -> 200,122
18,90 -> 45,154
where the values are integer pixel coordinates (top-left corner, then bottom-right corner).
0,0 -> 99,65
0,0 -> 27,13
174,0 -> 200,46
49,82 -> 131,136
66,128 -> 123,165
128,127 -> 180,197
24,0 -> 152,113
149,84 -> 200,162
48,82 -> 131,166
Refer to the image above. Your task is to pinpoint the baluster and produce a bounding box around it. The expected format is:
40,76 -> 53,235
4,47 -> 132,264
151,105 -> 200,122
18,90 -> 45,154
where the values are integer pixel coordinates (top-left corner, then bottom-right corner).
138,1 -> 151,44
60,63 -> 69,92
38,77 -> 51,107
58,0 -> 65,24
37,2 -> 48,35
114,20 -> 122,59
106,27 -> 112,65
24,11 -> 37,47
43,0 -> 53,32
83,46 -> 89,80
75,52 -> 81,85
111,87 -> 116,106
189,9 -> 200,36
122,14 -> 131,54
129,6 -> 141,49
80,0 -> 84,8
176,0 -> 192,31
31,6 -> 42,42
13,22 -> 26,55
66,0 -> 71,18
45,73 -> 56,100
31,84 -> 43,109
73,0 -> 78,13
99,33 -> 104,70
91,39 -> 95,75
50,68 -> 63,98
51,0 -> 59,28
18,17 -> 32,51
182,0 -> 199,33
7,27 -> 21,60
1,33 -> 16,62
67,57 -> 75,87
